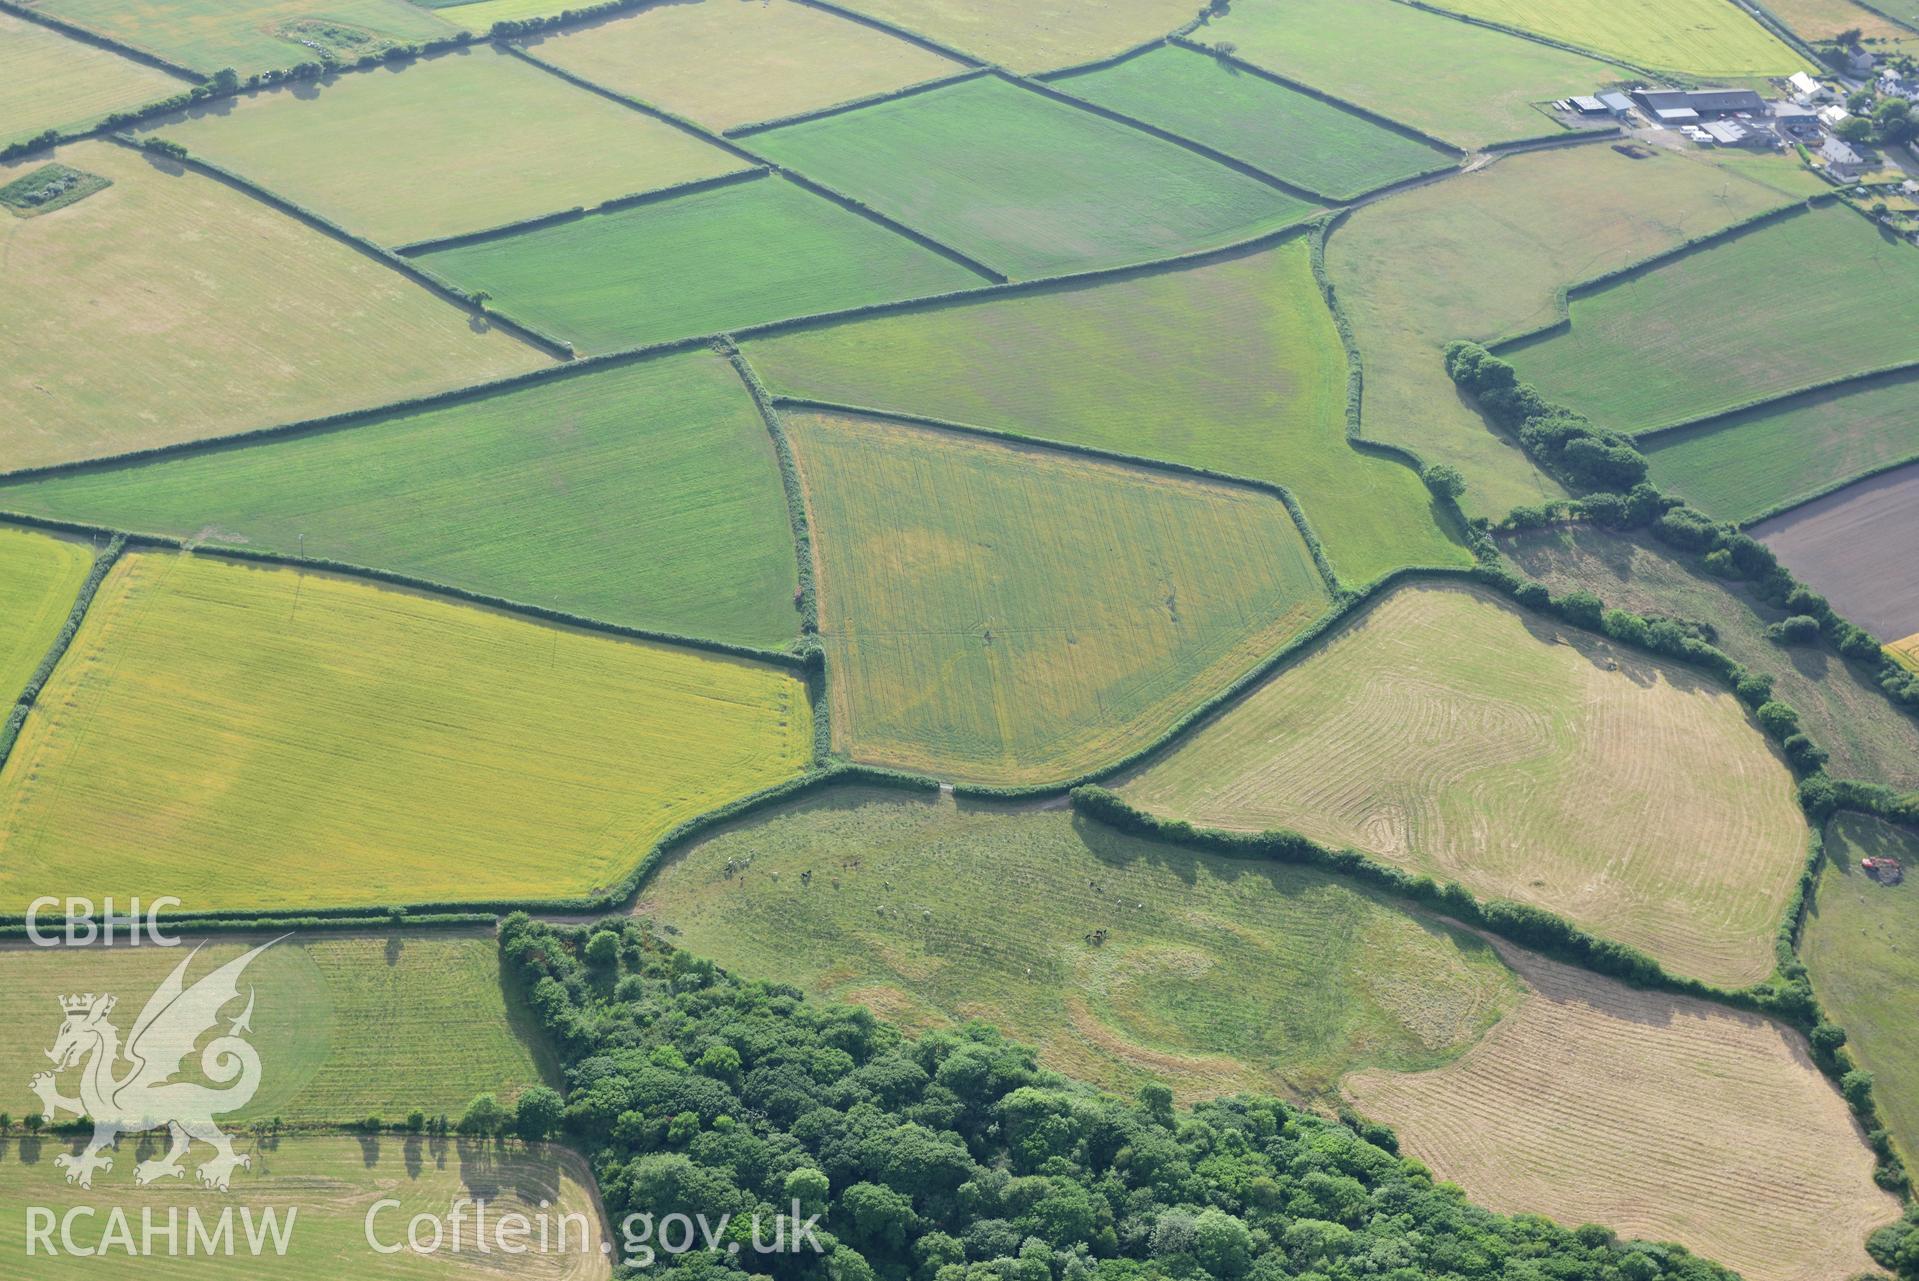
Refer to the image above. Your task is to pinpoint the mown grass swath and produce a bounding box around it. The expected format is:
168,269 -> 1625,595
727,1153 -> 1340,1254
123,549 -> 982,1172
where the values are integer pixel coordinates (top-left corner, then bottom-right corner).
0,553 -> 813,914
0,350 -> 802,647
786,410 -> 1330,784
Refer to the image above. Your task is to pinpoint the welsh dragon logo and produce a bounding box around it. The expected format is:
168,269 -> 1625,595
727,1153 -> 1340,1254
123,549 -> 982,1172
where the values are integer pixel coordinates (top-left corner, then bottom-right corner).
30,939 -> 280,1191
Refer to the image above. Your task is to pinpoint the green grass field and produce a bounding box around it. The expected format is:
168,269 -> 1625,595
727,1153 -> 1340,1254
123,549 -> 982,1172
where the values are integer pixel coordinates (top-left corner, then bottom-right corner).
1327,144 -> 1825,517
437,0 -> 578,29
522,0 -> 964,132
1422,0 -> 1806,75
746,75 -> 1315,278
1645,367 -> 1919,523
0,140 -> 545,472
144,47 -> 746,246
0,932 -> 550,1125
1501,524 -> 1919,790
1051,45 -> 1456,200
647,789 -> 1521,1101
820,0 -> 1197,71
0,528 -> 91,707
1803,815 -> 1919,1166
0,553 -> 812,914
1508,202 -> 1919,432
1201,0 -> 1626,150
1120,583 -> 1808,987
31,0 -> 457,75
416,174 -> 981,354
787,411 -> 1330,783
0,351 -> 800,647
750,239 -> 1467,586
0,1137 -> 609,1278
0,11 -> 181,147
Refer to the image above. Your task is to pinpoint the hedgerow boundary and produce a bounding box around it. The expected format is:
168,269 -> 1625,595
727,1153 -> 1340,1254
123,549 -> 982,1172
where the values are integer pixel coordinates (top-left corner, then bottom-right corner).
1634,359 -> 1919,448
1379,0 -> 1670,84
0,534 -> 124,779
0,0 -> 204,81
725,68 -> 990,138
784,0 -> 983,66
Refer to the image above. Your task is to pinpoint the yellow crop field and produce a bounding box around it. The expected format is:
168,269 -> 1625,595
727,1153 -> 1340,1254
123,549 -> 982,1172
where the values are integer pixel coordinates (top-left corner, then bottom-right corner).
0,552 -> 812,914
1423,0 -> 1808,76
0,140 -> 545,472
0,527 -> 92,706
1345,941 -> 1897,1281
787,411 -> 1331,784
1120,583 -> 1808,987
523,0 -> 965,132
1890,632 -> 1919,673
0,11 -> 181,146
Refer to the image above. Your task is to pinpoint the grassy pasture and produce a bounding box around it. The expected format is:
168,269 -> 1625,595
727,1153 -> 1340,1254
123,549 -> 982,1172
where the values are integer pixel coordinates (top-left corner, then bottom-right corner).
1051,44 -> 1456,200
817,0 -> 1196,72
144,48 -> 746,246
0,140 -> 544,472
1754,463 -> 1919,642
0,11 -> 181,146
435,0 -> 579,28
1508,203 -> 1919,432
786,411 -> 1329,784
1201,0 -> 1625,149
750,239 -> 1467,586
1327,136 -> 1824,517
0,932 -> 550,1125
1421,0 -> 1806,75
416,174 -> 980,354
0,553 -> 813,915
1345,940 -> 1895,1281
0,1137 -> 609,1279
1803,815 -> 1919,1167
522,0 -> 964,132
646,790 -> 1521,1101
0,528 -> 92,707
1644,366 -> 1919,523
746,75 -> 1315,278
0,351 -> 800,647
1501,524 -> 1919,789
30,0 -> 456,75
1121,583 -> 1808,987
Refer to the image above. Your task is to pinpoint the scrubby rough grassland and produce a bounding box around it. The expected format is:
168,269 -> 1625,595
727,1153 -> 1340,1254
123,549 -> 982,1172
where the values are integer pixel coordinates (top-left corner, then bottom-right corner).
416,175 -> 981,354
1754,462 -> 1919,642
751,240 -> 1467,585
1645,367 -> 1919,523
1121,583 -> 1807,987
818,0 -> 1197,72
1052,44 -> 1455,201
747,76 -> 1315,279
0,933 -> 550,1125
1502,524 -> 1919,788
787,411 -> 1330,783
0,553 -> 813,914
1421,0 -> 1806,76
0,351 -> 801,647
522,0 -> 965,132
0,528 -> 91,706
144,47 -> 746,245
1510,203 -> 1919,432
1804,815 -> 1919,1166
1328,143 -> 1824,517
29,0 -> 456,75
0,1138 -> 609,1279
1345,940 -> 1896,1281
0,140 -> 545,472
1765,0 -> 1919,42
0,12 -> 180,147
647,789 -> 1520,1101
1201,0 -> 1626,149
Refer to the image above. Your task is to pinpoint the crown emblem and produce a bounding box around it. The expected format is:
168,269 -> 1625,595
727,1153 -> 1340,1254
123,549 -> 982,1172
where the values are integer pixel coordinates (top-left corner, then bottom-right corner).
60,994 -> 99,1014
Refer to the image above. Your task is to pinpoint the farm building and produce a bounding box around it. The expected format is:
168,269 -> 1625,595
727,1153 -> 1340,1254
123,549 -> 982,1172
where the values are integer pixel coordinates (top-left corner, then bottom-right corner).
1633,88 -> 1765,118
1598,91 -> 1634,117
1568,94 -> 1608,115
1788,71 -> 1831,102
1770,102 -> 1821,137
1819,104 -> 1852,128
1701,120 -> 1762,147
1821,136 -> 1869,178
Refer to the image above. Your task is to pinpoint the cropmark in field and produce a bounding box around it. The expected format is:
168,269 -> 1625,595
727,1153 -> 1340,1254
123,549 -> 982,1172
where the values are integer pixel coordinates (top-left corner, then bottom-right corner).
1120,583 -> 1808,987
1345,939 -> 1896,1281
1506,202 -> 1919,432
0,527 -> 93,708
646,789 -> 1521,1101
0,350 -> 801,648
142,47 -> 748,246
0,140 -> 545,473
1753,462 -> 1919,643
749,238 -> 1468,586
787,411 -> 1330,784
817,0 -> 1198,72
746,74 -> 1316,279
1417,0 -> 1807,77
0,553 -> 813,914
0,10 -> 182,147
28,0 -> 457,75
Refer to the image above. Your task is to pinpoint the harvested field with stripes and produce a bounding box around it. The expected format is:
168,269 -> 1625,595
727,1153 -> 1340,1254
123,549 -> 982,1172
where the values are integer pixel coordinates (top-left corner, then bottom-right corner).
1344,940 -> 1897,1281
1120,583 -> 1808,987
0,10 -> 181,146
1754,462 -> 1919,642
